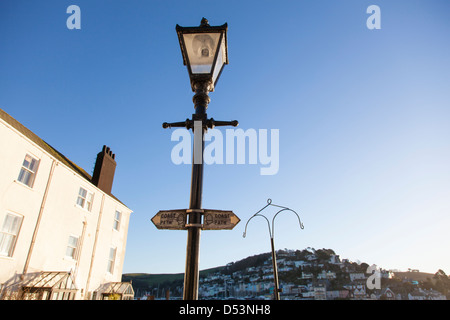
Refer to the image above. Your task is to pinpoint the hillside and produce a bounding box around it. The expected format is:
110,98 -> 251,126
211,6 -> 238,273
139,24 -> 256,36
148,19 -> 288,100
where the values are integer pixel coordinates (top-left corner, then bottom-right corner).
122,252 -> 272,289
393,271 -> 435,282
122,248 -> 450,300
122,266 -> 224,289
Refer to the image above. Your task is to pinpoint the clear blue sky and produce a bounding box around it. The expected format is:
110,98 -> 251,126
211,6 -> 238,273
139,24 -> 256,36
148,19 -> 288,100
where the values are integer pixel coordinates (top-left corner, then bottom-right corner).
1,0 -> 449,275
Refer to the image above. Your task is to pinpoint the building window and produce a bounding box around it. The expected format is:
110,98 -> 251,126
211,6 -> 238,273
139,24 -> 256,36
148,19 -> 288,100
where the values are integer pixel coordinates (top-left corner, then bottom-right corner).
17,154 -> 39,187
107,247 -> 116,273
113,211 -> 121,231
65,235 -> 78,259
0,213 -> 23,257
76,187 -> 93,211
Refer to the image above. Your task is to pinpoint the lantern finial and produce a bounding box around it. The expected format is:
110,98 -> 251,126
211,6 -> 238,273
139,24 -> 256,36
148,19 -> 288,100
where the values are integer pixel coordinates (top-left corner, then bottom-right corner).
200,18 -> 209,27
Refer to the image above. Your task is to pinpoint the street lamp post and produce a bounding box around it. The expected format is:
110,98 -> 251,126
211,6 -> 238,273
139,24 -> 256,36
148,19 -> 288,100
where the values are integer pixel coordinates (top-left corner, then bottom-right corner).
243,199 -> 304,300
162,18 -> 238,300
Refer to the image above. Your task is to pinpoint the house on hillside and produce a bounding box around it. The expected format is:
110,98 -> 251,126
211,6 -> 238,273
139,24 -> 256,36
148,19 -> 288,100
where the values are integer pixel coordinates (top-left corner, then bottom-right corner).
379,288 -> 396,300
408,289 -> 427,300
349,272 -> 366,282
329,254 -> 341,265
301,272 -> 314,279
344,284 -> 367,300
314,285 -> 326,300
317,270 -> 337,280
408,289 -> 446,300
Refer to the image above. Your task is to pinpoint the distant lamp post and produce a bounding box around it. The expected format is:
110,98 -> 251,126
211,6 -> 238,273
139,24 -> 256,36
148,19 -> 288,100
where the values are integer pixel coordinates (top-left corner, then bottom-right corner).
161,18 -> 238,300
243,199 -> 304,300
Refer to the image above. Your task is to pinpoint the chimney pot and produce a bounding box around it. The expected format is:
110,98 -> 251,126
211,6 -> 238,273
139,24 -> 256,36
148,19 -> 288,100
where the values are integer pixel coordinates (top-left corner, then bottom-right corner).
92,145 -> 117,194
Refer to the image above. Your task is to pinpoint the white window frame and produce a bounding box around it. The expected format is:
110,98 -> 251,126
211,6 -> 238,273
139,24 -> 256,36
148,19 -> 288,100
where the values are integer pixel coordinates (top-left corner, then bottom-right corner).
65,235 -> 79,260
113,210 -> 121,231
17,154 -> 40,188
107,247 -> 117,274
0,213 -> 23,257
76,187 -> 94,212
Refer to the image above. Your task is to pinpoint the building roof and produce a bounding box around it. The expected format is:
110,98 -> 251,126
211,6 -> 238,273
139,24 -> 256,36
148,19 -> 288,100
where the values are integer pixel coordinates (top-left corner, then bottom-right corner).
0,107 -> 128,208
21,271 -> 77,291
1,271 -> 77,293
101,282 -> 134,295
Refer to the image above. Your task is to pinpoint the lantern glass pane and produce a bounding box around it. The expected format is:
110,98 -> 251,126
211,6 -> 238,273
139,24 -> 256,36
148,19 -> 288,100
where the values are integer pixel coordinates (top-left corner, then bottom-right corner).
212,35 -> 226,84
182,33 -> 221,74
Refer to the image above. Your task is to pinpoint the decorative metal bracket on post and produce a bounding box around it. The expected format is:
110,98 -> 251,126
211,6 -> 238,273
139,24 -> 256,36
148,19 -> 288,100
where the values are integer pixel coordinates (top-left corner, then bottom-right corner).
243,199 -> 304,300
163,118 -> 238,130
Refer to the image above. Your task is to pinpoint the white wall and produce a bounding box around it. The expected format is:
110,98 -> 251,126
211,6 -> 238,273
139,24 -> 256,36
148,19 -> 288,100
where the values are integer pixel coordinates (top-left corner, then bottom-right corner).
0,117 -> 132,299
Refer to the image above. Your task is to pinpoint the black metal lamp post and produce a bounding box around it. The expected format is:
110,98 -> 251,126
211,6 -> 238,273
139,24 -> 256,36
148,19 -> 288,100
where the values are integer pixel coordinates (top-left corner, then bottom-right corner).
163,18 -> 237,300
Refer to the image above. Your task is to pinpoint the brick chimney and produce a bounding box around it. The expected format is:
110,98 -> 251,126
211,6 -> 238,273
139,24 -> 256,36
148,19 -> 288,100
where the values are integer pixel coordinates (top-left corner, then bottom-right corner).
92,145 -> 116,194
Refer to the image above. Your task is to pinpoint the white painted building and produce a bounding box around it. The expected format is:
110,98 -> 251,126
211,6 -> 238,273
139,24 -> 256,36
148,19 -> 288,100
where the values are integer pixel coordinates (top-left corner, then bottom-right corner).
0,108 -> 133,300
349,272 -> 366,282
317,270 -> 337,280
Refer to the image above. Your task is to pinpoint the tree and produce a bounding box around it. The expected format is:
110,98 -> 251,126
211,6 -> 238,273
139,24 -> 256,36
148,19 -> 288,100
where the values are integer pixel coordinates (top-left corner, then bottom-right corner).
315,249 -> 331,262
433,269 -> 450,296
434,269 -> 448,280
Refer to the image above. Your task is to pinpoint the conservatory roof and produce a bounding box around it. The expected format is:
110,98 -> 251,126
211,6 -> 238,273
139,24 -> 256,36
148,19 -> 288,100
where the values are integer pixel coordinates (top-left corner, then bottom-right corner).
21,271 -> 77,291
101,282 -> 134,295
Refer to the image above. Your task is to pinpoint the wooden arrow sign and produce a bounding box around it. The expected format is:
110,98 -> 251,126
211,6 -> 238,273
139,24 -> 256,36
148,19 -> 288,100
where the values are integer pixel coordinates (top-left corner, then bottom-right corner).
151,209 -> 240,230
151,209 -> 187,230
202,209 -> 240,230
